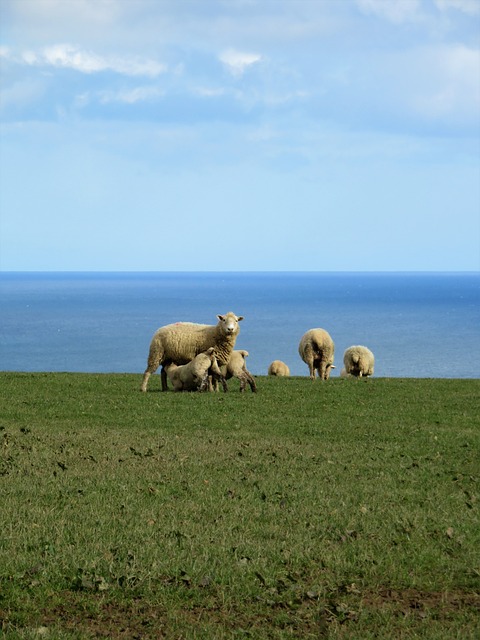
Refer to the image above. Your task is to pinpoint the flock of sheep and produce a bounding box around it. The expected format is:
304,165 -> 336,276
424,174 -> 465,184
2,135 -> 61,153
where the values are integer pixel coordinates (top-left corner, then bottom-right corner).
140,311 -> 374,393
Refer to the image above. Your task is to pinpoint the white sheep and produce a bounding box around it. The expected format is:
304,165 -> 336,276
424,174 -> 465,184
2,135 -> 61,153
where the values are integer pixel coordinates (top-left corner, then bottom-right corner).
164,348 -> 227,392
343,345 -> 375,378
213,349 -> 256,393
268,360 -> 290,377
298,328 -> 335,380
140,312 -> 243,392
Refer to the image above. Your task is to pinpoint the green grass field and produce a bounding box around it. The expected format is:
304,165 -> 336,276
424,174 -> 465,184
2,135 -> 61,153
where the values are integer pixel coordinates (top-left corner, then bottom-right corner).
0,372 -> 479,639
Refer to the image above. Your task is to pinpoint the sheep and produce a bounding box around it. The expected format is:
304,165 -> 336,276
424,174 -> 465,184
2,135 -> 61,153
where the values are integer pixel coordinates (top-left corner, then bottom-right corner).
164,347 -> 228,392
140,311 -> 243,392
343,345 -> 375,378
298,328 -> 335,380
213,349 -> 257,393
268,360 -> 290,377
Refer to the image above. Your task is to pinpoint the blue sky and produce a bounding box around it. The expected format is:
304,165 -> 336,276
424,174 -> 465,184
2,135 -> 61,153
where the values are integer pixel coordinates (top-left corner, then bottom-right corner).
0,0 -> 479,272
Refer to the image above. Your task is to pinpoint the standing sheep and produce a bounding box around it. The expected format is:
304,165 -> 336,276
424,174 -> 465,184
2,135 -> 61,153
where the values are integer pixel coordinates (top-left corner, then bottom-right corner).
164,348 -> 227,392
268,360 -> 290,377
298,328 -> 335,380
140,312 -> 243,392
214,350 -> 256,393
343,345 -> 375,378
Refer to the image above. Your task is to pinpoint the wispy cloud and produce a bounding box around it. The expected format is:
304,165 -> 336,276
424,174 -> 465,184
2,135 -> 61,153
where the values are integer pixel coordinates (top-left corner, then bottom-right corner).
98,86 -> 164,105
411,44 -> 480,121
219,49 -> 262,76
355,0 -> 423,24
356,0 -> 480,24
435,0 -> 480,14
12,44 -> 166,77
193,87 -> 226,98
0,77 -> 47,110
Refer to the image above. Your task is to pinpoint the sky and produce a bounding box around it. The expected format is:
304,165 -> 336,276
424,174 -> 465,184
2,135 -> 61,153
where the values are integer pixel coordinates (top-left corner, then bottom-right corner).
0,0 -> 479,272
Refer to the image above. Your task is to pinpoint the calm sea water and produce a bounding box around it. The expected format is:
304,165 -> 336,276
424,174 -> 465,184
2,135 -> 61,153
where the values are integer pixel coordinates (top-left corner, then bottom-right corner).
0,272 -> 479,379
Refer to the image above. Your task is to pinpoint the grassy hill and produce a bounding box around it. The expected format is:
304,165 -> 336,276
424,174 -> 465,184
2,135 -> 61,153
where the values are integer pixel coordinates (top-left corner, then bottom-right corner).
1,372 -> 479,638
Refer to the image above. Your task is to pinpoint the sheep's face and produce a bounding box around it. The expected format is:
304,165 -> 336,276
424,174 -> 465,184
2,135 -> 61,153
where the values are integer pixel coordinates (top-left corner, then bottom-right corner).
325,363 -> 335,380
193,371 -> 207,385
191,356 -> 210,384
217,312 -> 243,336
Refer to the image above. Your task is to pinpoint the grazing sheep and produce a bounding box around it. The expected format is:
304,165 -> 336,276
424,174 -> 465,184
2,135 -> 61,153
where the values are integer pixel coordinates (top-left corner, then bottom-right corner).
141,312 -> 243,392
268,360 -> 290,377
298,328 -> 335,380
343,345 -> 375,378
165,348 -> 227,392
213,349 -> 256,393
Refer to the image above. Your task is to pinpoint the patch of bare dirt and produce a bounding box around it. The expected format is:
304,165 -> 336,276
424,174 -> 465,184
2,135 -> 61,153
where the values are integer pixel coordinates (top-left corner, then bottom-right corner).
41,594 -> 168,639
360,587 -> 480,619
27,586 -> 480,639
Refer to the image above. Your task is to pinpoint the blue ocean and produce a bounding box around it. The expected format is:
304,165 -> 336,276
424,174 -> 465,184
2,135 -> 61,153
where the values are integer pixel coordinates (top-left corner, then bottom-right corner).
0,272 -> 479,379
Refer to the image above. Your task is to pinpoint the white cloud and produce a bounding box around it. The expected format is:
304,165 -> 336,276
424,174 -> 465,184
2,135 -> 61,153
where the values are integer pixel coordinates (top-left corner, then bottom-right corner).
17,44 -> 166,77
219,49 -> 262,76
412,44 -> 480,120
98,86 -> 164,104
435,0 -> 480,15
42,44 -> 105,72
0,78 -> 47,110
21,50 -> 39,65
193,87 -> 226,98
356,0 -> 423,23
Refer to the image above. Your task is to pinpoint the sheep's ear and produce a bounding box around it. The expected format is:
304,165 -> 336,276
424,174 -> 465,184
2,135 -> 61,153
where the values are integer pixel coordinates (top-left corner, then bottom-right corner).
217,314 -> 225,321
237,316 -> 244,322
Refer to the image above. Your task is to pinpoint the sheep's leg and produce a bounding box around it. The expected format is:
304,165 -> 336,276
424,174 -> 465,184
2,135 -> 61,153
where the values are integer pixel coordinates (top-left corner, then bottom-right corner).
160,367 -> 169,391
306,348 -> 316,380
208,374 -> 218,392
141,342 -> 163,392
238,374 -> 247,393
218,375 -> 228,392
210,371 -> 227,392
245,371 -> 257,393
317,362 -> 324,380
306,347 -> 318,380
141,361 -> 161,391
140,371 -> 151,392
313,354 -> 326,380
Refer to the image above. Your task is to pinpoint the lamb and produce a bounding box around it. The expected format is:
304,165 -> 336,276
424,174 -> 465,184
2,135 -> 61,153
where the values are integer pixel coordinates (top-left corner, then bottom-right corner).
298,328 -> 335,380
268,360 -> 290,377
164,347 -> 227,392
343,345 -> 375,378
214,349 -> 256,393
140,311 -> 243,392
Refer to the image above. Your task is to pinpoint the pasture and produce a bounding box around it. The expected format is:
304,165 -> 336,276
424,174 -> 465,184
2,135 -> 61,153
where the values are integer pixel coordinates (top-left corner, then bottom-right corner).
0,372 -> 479,638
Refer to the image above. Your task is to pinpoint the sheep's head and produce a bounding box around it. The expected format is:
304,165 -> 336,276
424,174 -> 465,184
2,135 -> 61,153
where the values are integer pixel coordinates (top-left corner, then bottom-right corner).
217,312 -> 243,336
325,363 -> 336,380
